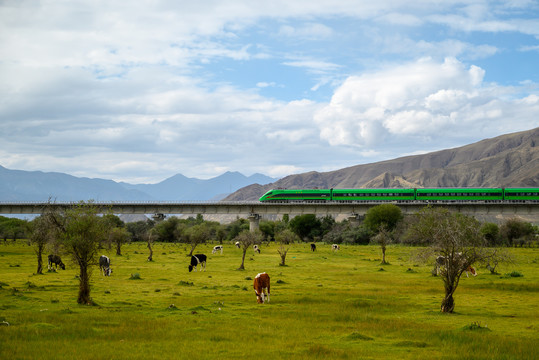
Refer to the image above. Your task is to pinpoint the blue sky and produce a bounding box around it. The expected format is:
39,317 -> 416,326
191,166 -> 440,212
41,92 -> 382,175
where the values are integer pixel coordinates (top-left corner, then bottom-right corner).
1,1 -> 538,183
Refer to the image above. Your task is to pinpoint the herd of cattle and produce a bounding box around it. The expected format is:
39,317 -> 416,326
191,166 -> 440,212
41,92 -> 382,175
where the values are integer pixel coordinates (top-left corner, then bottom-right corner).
45,243 -> 476,304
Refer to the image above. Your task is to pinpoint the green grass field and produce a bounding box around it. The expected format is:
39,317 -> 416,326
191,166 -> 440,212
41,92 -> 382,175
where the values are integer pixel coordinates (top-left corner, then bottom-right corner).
1,242 -> 537,359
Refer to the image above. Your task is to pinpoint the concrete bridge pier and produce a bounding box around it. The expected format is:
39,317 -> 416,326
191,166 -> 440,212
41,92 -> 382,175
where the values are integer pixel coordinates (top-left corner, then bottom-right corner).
152,213 -> 165,222
348,213 -> 362,226
248,213 -> 261,232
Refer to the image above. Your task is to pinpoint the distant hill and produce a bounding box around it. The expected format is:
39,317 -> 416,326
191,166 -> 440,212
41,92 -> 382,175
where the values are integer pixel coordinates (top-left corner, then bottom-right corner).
121,171 -> 276,201
0,167 -> 276,202
225,127 -> 539,201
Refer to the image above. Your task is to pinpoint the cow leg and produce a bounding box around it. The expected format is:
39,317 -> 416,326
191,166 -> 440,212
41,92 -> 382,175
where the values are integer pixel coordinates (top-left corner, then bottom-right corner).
265,288 -> 270,303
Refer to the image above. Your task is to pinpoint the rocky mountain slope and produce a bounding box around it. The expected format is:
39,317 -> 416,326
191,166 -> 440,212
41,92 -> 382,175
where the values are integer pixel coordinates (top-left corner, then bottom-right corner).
225,127 -> 539,201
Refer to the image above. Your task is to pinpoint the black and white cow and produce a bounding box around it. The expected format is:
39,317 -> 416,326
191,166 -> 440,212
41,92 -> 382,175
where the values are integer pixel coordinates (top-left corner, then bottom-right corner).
235,241 -> 240,248
332,244 -> 340,251
48,254 -> 65,270
310,243 -> 316,251
253,245 -> 260,254
212,245 -> 223,254
99,255 -> 112,276
189,254 -> 207,272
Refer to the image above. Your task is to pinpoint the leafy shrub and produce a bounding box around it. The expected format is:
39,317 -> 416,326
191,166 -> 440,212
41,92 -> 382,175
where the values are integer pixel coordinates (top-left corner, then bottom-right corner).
129,273 -> 142,280
503,271 -> 523,278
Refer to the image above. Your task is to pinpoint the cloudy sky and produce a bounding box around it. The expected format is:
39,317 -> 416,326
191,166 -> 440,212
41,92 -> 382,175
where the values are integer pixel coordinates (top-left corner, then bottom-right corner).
1,1 -> 538,184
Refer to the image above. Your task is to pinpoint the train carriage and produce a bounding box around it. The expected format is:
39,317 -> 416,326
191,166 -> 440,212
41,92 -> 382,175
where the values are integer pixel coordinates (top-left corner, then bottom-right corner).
503,188 -> 539,202
331,188 -> 416,202
416,188 -> 503,202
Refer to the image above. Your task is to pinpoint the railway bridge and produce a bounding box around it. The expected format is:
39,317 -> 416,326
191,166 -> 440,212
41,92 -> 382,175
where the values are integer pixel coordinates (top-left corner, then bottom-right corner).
1,201 -> 538,230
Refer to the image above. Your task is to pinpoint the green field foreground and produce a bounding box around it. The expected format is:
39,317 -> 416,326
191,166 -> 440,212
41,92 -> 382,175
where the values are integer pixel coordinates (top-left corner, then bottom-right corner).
1,242 -> 537,359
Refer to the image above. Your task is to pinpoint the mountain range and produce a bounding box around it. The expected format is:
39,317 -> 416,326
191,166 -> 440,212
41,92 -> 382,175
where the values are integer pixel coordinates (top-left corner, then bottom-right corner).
2,127 -> 538,204
0,167 -> 276,202
225,127 -> 539,201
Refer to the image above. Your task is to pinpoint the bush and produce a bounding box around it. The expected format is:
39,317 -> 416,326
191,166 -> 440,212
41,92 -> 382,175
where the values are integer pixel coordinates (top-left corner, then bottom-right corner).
129,273 -> 142,280
503,271 -> 523,278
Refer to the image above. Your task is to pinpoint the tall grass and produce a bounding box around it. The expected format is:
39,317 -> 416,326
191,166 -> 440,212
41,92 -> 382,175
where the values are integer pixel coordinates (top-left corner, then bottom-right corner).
0,242 -> 537,359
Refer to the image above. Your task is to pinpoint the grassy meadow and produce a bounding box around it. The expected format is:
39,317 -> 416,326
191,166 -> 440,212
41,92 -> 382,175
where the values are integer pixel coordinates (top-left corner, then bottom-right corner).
0,241 -> 538,359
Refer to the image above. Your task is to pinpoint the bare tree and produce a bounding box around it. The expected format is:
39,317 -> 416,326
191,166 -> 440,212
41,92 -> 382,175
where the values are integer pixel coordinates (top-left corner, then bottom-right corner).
234,230 -> 263,270
406,207 -> 500,313
146,228 -> 157,261
29,215 -> 51,274
371,225 -> 392,265
275,229 -> 298,266
30,200 -> 65,274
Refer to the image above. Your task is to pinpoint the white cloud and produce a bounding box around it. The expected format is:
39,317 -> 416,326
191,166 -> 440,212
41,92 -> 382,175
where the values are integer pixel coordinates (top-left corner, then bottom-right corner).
314,57 -> 538,148
278,23 -> 334,39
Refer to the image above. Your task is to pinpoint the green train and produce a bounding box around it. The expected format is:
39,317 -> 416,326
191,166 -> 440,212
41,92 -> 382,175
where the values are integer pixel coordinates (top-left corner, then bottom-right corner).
259,188 -> 539,202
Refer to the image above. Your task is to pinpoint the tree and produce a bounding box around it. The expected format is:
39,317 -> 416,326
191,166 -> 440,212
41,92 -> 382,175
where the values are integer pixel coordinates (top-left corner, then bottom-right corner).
289,214 -> 321,241
225,218 -> 249,241
184,223 -> 209,257
364,204 -> 402,233
102,214 -> 124,250
370,225 -> 391,265
29,215 -> 53,274
59,202 -> 108,305
275,229 -> 298,266
480,222 -> 500,246
406,207 -> 499,313
364,204 -> 402,265
109,227 -> 130,256
146,228 -> 157,261
323,221 -> 370,245
499,218 -> 535,246
126,219 -> 155,242
0,217 -> 29,243
259,220 -> 276,241
153,216 -> 181,242
234,230 -> 263,270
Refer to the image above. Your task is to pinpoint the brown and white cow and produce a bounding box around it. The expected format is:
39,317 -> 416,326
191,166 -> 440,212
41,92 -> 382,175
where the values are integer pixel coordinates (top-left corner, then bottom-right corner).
434,254 -> 477,277
253,272 -> 270,304
465,265 -> 477,277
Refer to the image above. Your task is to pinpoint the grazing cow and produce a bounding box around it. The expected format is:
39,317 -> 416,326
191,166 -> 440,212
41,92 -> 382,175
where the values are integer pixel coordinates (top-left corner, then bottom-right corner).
235,241 -> 240,248
253,245 -> 260,254
332,244 -> 340,251
188,254 -> 207,272
47,254 -> 65,270
434,254 -> 477,277
253,272 -> 270,304
466,266 -> 477,277
99,255 -> 112,276
212,245 -> 223,254
310,243 -> 316,251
